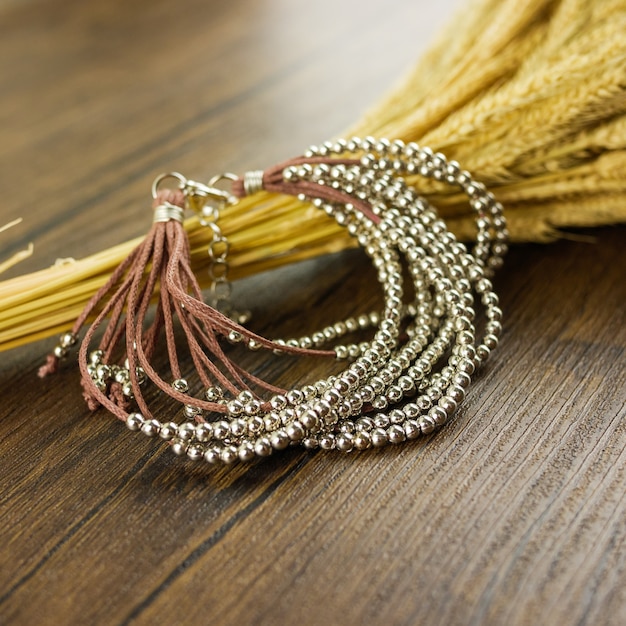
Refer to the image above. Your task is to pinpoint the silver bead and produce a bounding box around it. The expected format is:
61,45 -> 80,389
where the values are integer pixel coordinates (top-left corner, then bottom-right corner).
254,437 -> 272,457
205,386 -> 224,402
286,421 -> 305,441
270,430 -> 290,450
59,332 -> 77,348
177,422 -> 196,441
184,404 -> 202,419
429,406 -> 448,426
125,412 -> 144,431
141,419 -> 161,437
404,420 -> 421,440
419,416 -> 436,434
387,424 -> 406,444
89,350 -> 104,365
226,399 -> 244,416
230,419 -> 247,437
172,378 -> 189,393
319,434 -> 335,450
238,442 -> 256,462
204,446 -> 222,464
336,433 -> 354,452
303,437 -> 319,450
159,422 -> 178,440
221,446 -> 238,464
213,421 -> 230,440
53,345 -> 68,359
96,364 -> 111,380
270,395 -> 288,411
353,431 -> 371,450
196,423 -> 213,442
371,428 -> 388,447
187,445 -> 205,461
171,439 -> 188,456
300,410 -> 319,430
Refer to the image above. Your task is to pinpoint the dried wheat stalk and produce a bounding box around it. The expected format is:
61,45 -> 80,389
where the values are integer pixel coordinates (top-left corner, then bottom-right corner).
1,0 -> 625,351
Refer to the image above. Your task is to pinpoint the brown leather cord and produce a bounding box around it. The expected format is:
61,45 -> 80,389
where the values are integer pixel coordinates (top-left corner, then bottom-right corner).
41,172 -> 348,423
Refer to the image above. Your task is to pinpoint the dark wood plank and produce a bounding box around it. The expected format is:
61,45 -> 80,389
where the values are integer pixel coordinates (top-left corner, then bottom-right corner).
1,0 -> 625,625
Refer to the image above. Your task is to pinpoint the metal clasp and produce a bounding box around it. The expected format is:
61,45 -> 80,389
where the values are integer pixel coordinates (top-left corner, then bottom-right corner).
151,172 -> 239,223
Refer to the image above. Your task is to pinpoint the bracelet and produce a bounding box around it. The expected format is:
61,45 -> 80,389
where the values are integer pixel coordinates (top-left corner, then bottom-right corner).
41,137 -> 507,465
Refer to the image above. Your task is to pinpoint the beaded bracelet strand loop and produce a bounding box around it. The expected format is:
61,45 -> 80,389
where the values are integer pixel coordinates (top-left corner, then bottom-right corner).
40,137 -> 507,465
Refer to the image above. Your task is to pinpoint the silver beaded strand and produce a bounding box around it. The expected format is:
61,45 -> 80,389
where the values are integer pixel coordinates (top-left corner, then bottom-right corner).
59,137 -> 506,464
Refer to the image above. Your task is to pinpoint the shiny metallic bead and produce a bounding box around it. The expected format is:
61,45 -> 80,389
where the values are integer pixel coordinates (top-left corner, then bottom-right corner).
229,418 -> 247,437
419,416 -> 436,434
171,439 -> 188,456
205,386 -> 224,402
270,430 -> 290,450
238,442 -> 256,462
447,384 -> 466,404
336,433 -> 354,452
286,421 -> 305,441
270,395 -> 288,411
476,344 -> 491,362
374,413 -> 390,428
59,332 -> 78,348
204,446 -> 221,464
483,333 -> 499,351
286,389 -> 305,405
372,396 -> 388,410
300,410 -> 319,430
264,412 -> 281,432
141,419 -> 161,437
389,409 -> 405,425
196,423 -> 213,442
125,412 -> 144,431
386,385 -> 403,402
254,437 -> 272,457
371,428 -> 388,447
213,421 -> 230,440
89,349 -> 104,365
458,358 -> 475,376
413,386 -> 429,407
319,434 -> 335,450
114,368 -> 130,384
172,378 -> 189,393
226,399 -> 244,416
187,444 -> 205,461
177,422 -> 196,441
159,422 -> 178,440
247,416 -> 264,434
184,404 -> 202,419
53,345 -> 68,359
438,396 -> 458,416
227,330 -> 243,343
404,420 -> 421,440
453,372 -> 472,389
96,364 -> 111,380
135,367 -> 146,385
353,431 -> 372,450
429,406 -> 448,426
244,400 -> 261,416
303,437 -> 319,450
221,445 -> 238,464
356,416 -> 374,431
387,424 -> 406,444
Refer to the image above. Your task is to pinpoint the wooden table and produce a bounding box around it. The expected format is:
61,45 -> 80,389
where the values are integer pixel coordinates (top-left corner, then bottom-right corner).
1,0 -> 625,624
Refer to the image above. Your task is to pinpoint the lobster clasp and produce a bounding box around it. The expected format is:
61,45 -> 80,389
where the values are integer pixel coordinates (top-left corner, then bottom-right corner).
151,172 -> 239,223
183,173 -> 239,224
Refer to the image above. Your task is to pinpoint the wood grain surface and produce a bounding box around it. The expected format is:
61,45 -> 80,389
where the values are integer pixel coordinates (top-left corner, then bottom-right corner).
1,0 -> 625,625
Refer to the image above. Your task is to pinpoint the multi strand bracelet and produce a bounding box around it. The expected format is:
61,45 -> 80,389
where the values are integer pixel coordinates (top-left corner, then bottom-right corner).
41,137 -> 507,465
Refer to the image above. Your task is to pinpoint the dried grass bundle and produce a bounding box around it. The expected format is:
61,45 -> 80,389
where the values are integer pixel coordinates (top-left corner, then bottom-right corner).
1,0 -> 625,351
